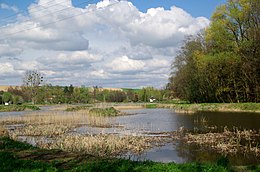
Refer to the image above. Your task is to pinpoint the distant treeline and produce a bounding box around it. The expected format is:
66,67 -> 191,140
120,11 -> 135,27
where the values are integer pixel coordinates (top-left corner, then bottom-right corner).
168,0 -> 260,103
0,85 -> 170,105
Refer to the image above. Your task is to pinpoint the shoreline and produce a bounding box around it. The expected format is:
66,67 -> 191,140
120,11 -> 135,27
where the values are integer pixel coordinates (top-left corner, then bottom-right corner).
156,103 -> 260,114
1,103 -> 260,114
0,136 -> 253,171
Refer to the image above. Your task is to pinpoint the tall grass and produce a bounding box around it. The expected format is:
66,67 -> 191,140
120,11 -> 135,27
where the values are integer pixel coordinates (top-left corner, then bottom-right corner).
41,134 -> 153,157
2,111 -> 113,139
1,111 -> 110,126
0,110 -> 162,157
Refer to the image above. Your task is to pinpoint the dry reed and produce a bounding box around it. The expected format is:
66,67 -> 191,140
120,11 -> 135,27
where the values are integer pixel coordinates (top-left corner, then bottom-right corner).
40,134 -> 153,157
9,124 -> 72,138
183,127 -> 260,156
1,111 -> 112,127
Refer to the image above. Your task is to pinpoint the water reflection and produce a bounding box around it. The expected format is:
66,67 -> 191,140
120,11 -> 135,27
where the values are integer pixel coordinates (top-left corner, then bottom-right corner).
113,109 -> 260,164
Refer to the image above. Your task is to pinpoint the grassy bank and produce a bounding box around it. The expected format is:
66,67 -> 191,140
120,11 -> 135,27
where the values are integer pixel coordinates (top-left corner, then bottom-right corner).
157,103 -> 260,113
0,105 -> 40,112
0,136 -> 240,172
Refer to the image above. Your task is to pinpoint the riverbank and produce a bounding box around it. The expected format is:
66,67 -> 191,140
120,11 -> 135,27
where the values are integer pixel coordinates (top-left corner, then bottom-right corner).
0,105 -> 40,112
0,136 -> 243,172
1,102 -> 260,114
157,103 -> 260,113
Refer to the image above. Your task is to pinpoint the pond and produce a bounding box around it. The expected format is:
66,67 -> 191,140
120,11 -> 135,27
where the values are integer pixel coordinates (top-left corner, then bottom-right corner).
75,108 -> 260,165
1,107 -> 260,165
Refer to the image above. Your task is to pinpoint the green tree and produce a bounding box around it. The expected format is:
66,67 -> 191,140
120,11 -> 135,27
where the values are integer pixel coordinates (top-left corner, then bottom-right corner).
169,0 -> 260,103
13,95 -> 24,105
206,0 -> 260,102
2,92 -> 13,103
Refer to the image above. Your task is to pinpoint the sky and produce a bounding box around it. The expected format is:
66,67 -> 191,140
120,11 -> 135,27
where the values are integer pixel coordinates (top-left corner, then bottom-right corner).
0,0 -> 226,88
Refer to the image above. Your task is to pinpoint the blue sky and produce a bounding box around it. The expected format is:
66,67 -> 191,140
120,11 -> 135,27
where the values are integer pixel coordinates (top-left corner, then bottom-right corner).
0,0 -> 227,88
1,0 -> 227,21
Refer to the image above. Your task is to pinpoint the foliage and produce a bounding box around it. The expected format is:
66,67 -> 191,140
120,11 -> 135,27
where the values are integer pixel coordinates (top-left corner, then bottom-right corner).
2,92 -> 12,103
5,85 -> 166,105
12,95 -> 24,105
138,87 -> 164,102
169,0 -> 260,103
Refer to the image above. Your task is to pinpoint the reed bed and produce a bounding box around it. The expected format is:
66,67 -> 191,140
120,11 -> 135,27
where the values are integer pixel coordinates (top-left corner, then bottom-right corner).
40,134 -> 156,157
1,112 -> 87,125
1,109 -> 167,158
1,111 -> 112,127
183,127 -> 260,156
9,124 -> 72,138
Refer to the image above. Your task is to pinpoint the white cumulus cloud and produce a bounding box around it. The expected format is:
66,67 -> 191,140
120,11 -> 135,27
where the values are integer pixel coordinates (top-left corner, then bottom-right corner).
0,0 -> 210,88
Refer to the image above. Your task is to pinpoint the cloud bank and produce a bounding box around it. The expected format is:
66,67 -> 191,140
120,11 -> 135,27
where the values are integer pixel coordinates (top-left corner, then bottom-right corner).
0,0 -> 210,88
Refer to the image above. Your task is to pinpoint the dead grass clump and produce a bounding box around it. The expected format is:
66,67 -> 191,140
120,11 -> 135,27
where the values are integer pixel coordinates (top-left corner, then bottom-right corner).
9,124 -> 72,138
183,128 -> 260,156
40,134 -> 152,157
0,125 -> 8,136
87,115 -> 112,128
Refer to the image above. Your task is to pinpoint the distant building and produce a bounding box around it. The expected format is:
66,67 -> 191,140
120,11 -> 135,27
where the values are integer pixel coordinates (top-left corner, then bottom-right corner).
149,97 -> 156,103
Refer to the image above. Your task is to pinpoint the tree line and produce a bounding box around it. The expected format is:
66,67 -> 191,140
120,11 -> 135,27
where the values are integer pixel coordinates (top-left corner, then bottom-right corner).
168,0 -> 260,103
0,85 -> 168,105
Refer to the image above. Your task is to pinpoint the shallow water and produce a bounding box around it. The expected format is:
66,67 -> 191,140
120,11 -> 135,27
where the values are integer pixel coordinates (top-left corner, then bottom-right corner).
77,108 -> 260,164
2,107 -> 260,165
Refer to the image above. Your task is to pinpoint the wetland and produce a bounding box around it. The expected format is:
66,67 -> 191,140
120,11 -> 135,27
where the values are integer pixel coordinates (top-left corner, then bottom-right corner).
0,104 -> 259,166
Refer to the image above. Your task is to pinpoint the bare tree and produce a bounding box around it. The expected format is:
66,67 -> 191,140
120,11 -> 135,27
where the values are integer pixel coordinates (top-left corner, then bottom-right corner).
23,70 -> 43,104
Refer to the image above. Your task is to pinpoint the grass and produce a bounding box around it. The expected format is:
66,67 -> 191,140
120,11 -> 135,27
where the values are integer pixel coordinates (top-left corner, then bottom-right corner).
144,104 -> 158,108
0,136 -> 235,172
158,103 -> 260,113
0,105 -> 40,112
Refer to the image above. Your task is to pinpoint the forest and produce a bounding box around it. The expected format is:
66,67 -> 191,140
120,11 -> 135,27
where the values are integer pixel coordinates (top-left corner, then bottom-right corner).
168,0 -> 260,103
